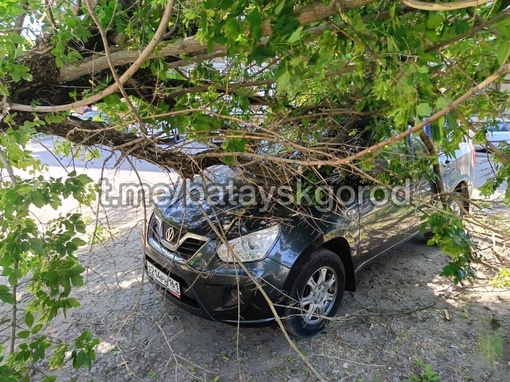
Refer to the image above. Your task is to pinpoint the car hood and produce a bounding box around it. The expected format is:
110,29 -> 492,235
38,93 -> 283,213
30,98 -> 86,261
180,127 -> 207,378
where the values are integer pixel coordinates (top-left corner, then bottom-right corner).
153,165 -> 280,238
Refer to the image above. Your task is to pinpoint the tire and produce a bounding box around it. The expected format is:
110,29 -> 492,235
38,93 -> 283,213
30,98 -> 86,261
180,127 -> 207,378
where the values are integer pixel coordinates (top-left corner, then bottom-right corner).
283,248 -> 345,337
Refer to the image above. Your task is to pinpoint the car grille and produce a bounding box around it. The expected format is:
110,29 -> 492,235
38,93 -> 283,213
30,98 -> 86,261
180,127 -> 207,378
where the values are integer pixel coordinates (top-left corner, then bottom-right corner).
148,214 -> 208,261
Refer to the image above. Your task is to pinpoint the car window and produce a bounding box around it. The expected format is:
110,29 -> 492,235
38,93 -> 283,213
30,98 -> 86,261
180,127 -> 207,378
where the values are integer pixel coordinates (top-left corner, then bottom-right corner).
487,122 -> 510,132
497,122 -> 510,132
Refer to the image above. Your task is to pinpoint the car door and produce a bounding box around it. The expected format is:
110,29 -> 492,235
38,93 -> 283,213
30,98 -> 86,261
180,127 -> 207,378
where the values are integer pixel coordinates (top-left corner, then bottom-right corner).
354,135 -> 423,271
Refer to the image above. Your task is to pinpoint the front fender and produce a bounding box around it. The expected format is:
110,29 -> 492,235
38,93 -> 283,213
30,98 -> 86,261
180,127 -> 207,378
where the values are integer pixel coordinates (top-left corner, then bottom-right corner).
268,214 -> 358,270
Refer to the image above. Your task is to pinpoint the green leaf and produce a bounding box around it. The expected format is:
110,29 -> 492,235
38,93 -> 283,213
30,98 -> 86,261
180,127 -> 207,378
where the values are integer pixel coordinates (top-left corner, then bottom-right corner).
222,156 -> 235,166
223,138 -> 246,153
8,273 -> 18,287
0,82 -> 9,97
49,343 -> 69,370
66,298 -> 81,308
435,97 -> 449,111
251,45 -> 275,65
9,34 -> 26,45
76,173 -> 93,184
431,122 -> 443,143
287,26 -> 303,43
31,190 -> 46,208
32,324 -> 44,334
218,0 -> 234,11
276,71 -> 291,94
416,103 -> 432,117
274,0 -> 286,15
437,115 -> 445,130
17,330 -> 31,339
25,311 -> 34,328
417,65 -> 429,74
0,285 -> 13,304
497,44 -> 509,66
426,13 -> 443,30
454,20 -> 471,35
103,93 -> 121,106
71,275 -> 84,287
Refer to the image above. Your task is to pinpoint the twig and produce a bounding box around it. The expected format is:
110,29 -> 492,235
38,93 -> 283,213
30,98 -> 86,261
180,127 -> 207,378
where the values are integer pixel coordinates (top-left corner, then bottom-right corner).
0,147 -> 18,354
309,353 -> 385,368
341,302 -> 436,318
492,247 -> 510,266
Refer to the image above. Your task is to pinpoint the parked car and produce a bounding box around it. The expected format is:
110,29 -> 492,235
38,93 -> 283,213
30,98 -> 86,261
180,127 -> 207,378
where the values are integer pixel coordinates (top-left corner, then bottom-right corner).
470,118 -> 510,151
482,121 -> 510,150
143,122 -> 475,336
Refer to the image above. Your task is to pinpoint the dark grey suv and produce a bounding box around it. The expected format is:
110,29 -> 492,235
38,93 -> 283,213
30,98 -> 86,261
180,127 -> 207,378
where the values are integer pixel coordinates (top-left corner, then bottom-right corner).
144,124 -> 475,336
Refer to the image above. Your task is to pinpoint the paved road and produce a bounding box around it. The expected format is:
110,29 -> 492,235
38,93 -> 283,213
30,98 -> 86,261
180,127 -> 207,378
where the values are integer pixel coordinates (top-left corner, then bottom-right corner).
25,135 -> 170,182
24,134 -> 212,181
19,136 -> 175,223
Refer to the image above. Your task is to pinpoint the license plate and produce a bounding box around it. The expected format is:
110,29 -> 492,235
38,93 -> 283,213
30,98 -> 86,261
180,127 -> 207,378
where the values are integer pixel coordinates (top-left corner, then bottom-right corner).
146,262 -> 181,298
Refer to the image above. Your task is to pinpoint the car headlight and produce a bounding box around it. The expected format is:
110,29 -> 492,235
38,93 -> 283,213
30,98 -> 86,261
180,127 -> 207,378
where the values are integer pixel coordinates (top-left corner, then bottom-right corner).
217,225 -> 280,263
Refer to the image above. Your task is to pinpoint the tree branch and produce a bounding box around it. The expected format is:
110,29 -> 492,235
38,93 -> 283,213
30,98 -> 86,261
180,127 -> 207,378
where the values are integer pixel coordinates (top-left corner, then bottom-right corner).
55,0 -> 376,83
8,0 -> 177,113
189,62 -> 510,169
402,0 -> 492,11
419,131 -> 448,207
9,60 -> 508,180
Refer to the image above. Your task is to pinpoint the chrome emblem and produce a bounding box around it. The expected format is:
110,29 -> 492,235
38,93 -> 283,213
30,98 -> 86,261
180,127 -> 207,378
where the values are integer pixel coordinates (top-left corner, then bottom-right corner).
164,227 -> 175,243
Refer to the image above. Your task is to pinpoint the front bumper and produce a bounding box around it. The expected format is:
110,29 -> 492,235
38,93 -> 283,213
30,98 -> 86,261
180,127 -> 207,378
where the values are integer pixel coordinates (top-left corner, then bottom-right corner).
144,241 -> 291,324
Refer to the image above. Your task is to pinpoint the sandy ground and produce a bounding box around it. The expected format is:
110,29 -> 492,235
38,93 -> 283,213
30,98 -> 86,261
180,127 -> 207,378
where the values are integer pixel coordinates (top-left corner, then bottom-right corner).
0,200 -> 506,382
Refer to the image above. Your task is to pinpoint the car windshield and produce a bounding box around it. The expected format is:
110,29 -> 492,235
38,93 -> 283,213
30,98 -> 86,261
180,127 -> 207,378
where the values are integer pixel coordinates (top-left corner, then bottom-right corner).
487,122 -> 510,132
497,122 -> 510,132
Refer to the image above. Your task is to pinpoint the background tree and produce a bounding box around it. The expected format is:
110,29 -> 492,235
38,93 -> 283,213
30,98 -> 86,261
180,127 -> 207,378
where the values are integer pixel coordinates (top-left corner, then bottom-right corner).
1,0 -> 510,379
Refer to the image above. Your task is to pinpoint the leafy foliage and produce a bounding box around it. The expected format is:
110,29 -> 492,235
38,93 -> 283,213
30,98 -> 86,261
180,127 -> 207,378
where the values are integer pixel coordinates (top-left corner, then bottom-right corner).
0,127 -> 99,379
404,360 -> 442,382
425,212 -> 477,284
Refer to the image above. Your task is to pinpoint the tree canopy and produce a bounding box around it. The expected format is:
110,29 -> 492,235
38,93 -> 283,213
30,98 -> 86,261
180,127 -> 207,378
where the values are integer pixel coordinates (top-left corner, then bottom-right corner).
1,0 -> 509,178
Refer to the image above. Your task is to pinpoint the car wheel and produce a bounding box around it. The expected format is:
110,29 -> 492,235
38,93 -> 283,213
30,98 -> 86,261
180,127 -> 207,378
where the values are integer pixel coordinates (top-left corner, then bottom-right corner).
283,248 -> 345,337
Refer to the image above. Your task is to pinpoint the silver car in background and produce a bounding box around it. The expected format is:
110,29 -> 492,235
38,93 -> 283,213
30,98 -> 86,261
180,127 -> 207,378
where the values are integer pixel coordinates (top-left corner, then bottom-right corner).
485,120 -> 510,149
470,118 -> 510,151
